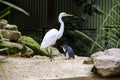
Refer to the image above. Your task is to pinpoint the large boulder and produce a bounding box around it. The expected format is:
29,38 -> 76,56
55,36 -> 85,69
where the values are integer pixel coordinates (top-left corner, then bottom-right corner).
19,36 -> 41,55
21,46 -> 34,57
0,19 -> 18,30
0,40 -> 24,55
0,19 -> 8,29
0,19 -> 20,41
91,48 -> 120,77
5,24 -> 18,31
0,30 -> 21,41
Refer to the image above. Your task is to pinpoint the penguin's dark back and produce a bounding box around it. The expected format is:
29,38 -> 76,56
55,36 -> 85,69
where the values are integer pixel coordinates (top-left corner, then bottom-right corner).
61,44 -> 75,59
63,45 -> 74,55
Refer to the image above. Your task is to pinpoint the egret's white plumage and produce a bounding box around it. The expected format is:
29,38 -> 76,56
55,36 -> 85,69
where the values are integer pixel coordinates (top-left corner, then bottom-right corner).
40,12 -> 73,61
41,29 -> 59,48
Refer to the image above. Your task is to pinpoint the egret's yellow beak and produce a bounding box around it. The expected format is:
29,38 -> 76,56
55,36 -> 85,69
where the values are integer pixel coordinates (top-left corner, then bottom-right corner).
64,14 -> 73,16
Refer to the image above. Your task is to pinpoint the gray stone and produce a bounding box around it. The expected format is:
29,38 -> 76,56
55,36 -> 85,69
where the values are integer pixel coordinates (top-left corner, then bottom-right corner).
0,40 -> 24,55
19,36 -> 41,55
5,24 -> 18,31
0,30 -> 21,41
21,46 -> 34,58
0,19 -> 8,29
91,48 -> 120,77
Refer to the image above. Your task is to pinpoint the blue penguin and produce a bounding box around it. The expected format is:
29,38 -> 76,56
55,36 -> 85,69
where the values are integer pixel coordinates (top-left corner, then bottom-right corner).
61,44 -> 75,59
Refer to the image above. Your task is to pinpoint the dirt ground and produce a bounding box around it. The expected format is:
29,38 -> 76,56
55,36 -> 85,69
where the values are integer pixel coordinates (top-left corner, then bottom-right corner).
0,55 -> 95,80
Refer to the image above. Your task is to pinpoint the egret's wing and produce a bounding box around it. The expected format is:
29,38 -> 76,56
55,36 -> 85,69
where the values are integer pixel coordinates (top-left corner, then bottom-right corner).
41,29 -> 59,48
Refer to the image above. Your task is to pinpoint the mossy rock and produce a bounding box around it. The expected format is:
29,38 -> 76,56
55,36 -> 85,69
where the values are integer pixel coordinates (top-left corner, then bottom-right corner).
21,46 -> 34,57
5,24 -> 18,31
0,48 -> 8,55
19,36 -> 60,56
0,40 -> 24,55
0,31 -> 3,39
19,36 -> 41,55
0,19 -> 8,29
0,30 -> 21,41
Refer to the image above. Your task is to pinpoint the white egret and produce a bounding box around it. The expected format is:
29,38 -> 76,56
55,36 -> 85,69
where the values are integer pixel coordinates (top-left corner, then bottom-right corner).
40,12 -> 73,61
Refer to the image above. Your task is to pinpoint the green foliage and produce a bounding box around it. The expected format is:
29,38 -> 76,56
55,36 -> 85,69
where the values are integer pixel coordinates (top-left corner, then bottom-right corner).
0,7 -> 11,19
73,0 -> 102,15
0,0 -> 29,19
56,0 -> 103,56
74,30 -> 103,50
91,0 -> 120,51
58,0 -> 120,56
0,1 -> 29,79
0,53 -> 20,80
0,64 -> 7,80
56,30 -> 102,56
64,0 -> 102,28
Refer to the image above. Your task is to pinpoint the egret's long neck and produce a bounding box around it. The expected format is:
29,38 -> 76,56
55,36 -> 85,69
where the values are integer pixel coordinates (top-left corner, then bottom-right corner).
58,16 -> 64,39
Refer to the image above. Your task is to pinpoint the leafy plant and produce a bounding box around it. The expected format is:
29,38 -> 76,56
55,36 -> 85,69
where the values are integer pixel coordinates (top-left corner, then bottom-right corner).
91,0 -> 120,51
60,0 -> 120,56
0,0 -> 29,80
64,0 -> 102,28
0,64 -> 7,80
0,0 -> 29,19
56,29 -> 103,56
55,0 -> 103,56
0,53 -> 20,80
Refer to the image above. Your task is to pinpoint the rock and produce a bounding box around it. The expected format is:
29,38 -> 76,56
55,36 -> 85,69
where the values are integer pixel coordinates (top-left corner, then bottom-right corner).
19,36 -> 41,55
0,48 -> 8,55
0,29 -> 21,41
18,36 -> 59,56
21,46 -> 34,58
0,40 -> 24,55
40,47 -> 60,56
0,31 -> 3,39
83,58 -> 93,64
91,48 -> 120,77
5,24 -> 18,31
0,19 -> 8,29
51,47 -> 60,56
0,19 -> 18,31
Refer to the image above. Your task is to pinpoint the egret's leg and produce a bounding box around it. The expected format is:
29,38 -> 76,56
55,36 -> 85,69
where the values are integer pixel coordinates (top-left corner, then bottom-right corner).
46,47 -> 49,55
46,47 -> 54,62
50,47 -> 54,62
46,47 -> 51,59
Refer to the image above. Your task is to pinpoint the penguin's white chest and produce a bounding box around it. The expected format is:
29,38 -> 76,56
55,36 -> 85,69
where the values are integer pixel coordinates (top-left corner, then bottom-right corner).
65,52 -> 69,58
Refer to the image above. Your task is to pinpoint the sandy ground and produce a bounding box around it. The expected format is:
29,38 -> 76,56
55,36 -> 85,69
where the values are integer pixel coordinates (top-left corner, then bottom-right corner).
0,55 -> 94,80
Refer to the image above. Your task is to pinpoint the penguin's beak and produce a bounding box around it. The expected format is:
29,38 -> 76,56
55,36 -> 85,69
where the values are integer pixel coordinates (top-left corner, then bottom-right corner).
64,13 -> 73,17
